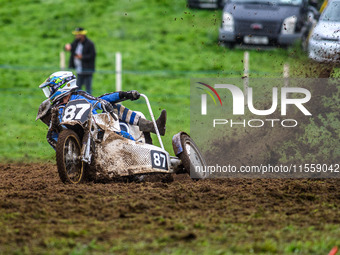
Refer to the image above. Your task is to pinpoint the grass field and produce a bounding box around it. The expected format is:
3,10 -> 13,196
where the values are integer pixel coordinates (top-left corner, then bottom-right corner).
0,0 -> 327,162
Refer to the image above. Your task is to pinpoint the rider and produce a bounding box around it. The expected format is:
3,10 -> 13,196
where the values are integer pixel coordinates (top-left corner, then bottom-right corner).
36,71 -> 166,148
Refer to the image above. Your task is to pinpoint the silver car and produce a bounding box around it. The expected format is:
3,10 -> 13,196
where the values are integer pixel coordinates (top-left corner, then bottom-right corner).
308,0 -> 340,63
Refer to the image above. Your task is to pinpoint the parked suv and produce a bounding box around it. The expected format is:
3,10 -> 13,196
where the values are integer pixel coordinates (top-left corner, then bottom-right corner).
219,0 -> 315,47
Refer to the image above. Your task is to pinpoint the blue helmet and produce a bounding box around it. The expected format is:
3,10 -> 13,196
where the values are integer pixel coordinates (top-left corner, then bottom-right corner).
39,71 -> 78,103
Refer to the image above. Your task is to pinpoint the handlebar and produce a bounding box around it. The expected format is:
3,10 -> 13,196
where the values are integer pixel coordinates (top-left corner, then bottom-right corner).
140,94 -> 164,150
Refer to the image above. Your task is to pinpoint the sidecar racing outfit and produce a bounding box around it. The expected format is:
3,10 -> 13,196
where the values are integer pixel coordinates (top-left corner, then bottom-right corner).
37,71 -> 166,149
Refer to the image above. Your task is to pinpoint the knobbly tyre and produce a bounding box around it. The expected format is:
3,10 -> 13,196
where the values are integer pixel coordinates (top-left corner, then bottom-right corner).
38,93 -> 208,184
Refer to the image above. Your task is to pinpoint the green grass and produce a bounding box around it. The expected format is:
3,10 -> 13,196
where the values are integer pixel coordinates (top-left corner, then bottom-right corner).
0,0 -> 317,162
4,223 -> 340,254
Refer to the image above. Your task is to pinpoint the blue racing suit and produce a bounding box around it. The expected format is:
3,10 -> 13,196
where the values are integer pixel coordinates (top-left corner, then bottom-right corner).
48,90 -> 141,149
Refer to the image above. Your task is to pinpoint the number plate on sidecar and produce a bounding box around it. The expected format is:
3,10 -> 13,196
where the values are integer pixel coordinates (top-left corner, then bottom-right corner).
151,150 -> 168,170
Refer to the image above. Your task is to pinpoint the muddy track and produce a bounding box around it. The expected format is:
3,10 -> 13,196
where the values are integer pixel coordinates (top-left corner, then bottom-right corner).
0,163 -> 340,253
0,64 -> 338,253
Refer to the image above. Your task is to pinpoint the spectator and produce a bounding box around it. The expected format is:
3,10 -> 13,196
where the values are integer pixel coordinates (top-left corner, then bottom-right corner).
65,27 -> 96,94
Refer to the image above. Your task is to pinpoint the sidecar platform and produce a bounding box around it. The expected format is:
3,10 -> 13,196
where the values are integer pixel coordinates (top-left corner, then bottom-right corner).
93,132 -> 176,179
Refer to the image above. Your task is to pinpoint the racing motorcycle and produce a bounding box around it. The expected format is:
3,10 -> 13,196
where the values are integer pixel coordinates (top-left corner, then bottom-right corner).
48,94 -> 207,184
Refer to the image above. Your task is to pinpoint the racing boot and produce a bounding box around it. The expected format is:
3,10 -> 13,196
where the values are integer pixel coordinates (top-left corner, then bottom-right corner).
138,110 -> 166,136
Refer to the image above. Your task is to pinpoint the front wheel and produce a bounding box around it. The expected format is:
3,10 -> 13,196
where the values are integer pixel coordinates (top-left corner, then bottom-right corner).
178,134 -> 209,179
56,129 -> 85,184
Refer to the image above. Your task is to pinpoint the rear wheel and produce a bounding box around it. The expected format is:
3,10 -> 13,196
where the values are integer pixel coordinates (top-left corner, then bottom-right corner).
178,134 -> 208,179
56,129 -> 85,184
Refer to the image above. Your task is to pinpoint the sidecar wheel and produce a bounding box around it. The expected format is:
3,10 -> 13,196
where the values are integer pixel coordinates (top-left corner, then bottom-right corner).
56,130 -> 85,184
178,134 -> 209,179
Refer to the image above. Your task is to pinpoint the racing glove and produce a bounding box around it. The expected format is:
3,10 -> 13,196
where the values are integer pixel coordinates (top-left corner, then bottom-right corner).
119,90 -> 140,101
100,99 -> 114,113
100,99 -> 118,120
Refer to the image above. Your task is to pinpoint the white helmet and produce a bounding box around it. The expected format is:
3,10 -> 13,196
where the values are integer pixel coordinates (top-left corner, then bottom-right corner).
39,71 -> 78,103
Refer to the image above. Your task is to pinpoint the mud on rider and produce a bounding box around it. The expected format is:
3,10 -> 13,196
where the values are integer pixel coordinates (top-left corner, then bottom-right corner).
36,71 -> 166,149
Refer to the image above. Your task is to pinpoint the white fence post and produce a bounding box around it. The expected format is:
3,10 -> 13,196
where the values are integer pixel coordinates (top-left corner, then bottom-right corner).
59,51 -> 66,70
243,51 -> 249,106
116,52 -> 122,92
283,63 -> 290,87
